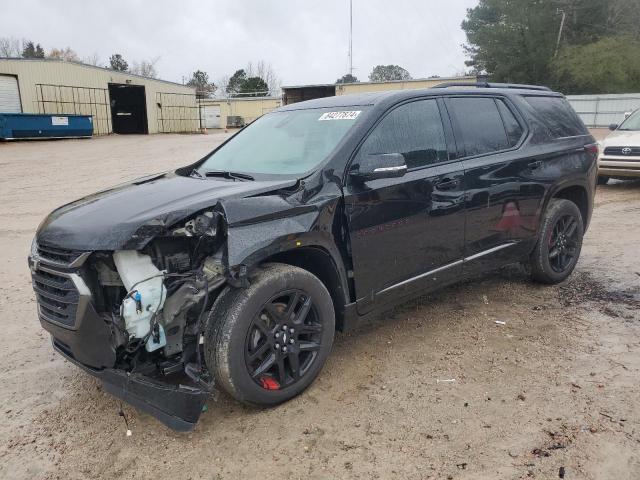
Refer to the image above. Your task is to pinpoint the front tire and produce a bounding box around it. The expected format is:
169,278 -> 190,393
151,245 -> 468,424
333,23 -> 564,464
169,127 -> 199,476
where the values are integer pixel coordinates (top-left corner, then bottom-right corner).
205,263 -> 335,406
529,199 -> 584,284
597,175 -> 609,185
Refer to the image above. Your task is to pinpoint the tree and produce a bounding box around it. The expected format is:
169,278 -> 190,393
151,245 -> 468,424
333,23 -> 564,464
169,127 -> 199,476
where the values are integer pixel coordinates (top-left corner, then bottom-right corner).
226,69 -> 247,96
239,77 -> 269,97
109,53 -> 128,72
224,62 -> 278,97
48,47 -> 79,62
462,0 -> 559,84
336,73 -> 359,84
552,36 -> 640,94
0,37 -> 22,57
186,70 -> 216,98
368,65 -> 411,82
461,0 -> 640,90
83,53 -> 101,66
247,61 -> 280,96
130,57 -> 159,78
22,41 -> 45,58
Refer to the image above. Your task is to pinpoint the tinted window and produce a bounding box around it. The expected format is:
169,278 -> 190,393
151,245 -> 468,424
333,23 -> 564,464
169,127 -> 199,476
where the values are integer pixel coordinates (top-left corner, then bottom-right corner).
449,97 -> 509,156
357,99 -> 447,169
198,107 -> 367,175
524,96 -> 587,138
496,99 -> 524,146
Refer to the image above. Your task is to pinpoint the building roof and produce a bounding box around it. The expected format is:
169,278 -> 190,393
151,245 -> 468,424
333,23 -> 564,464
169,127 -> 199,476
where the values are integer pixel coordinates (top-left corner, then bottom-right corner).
204,96 -> 281,103
281,76 -> 476,90
0,57 -> 193,89
278,90 -> 396,110
281,83 -> 336,90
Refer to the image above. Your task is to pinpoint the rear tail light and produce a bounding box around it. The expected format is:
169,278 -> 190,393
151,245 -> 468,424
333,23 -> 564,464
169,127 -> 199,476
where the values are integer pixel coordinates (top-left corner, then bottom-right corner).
585,143 -> 599,157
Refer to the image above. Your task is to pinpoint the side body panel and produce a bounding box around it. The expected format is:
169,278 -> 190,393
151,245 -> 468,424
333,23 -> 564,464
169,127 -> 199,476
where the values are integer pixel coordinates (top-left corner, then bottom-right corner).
342,97 -> 466,314
444,95 -> 545,270
445,93 -> 596,275
345,163 -> 466,313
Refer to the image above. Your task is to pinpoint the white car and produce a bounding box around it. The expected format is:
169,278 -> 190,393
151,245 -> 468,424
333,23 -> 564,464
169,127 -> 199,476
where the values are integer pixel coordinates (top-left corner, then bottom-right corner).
598,109 -> 640,184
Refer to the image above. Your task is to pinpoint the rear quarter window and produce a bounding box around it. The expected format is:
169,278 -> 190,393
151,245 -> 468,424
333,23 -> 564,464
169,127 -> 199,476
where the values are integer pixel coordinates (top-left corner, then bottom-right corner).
523,96 -> 587,139
448,97 -> 510,156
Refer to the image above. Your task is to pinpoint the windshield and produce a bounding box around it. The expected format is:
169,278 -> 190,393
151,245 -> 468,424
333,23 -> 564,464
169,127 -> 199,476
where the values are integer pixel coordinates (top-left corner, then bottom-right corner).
619,110 -> 640,131
197,107 -> 368,176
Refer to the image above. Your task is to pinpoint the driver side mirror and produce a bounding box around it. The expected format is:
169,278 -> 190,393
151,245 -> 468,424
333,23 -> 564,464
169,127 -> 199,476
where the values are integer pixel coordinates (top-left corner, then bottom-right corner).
609,123 -> 619,131
350,153 -> 407,182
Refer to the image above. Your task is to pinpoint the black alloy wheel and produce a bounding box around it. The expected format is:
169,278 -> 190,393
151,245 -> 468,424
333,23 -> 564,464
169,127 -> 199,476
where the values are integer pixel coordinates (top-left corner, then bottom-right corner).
529,198 -> 584,284
245,290 -> 323,390
547,214 -> 580,273
205,263 -> 335,406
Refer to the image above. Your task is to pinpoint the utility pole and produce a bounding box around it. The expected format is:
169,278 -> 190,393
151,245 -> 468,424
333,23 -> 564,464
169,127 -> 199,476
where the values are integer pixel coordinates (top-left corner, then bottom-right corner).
554,8 -> 566,58
349,0 -> 353,75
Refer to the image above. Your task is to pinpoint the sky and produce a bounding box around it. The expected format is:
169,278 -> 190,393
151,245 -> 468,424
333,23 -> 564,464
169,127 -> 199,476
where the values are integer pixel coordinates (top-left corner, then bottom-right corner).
1,0 -> 478,87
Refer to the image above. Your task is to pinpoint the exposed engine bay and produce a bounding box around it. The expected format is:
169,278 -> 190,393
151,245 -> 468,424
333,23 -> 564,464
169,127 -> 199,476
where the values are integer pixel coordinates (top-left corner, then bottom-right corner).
88,210 -> 227,386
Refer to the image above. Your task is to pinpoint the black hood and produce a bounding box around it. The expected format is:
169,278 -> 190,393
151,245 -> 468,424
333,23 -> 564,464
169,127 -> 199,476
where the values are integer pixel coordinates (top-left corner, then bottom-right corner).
36,172 -> 298,250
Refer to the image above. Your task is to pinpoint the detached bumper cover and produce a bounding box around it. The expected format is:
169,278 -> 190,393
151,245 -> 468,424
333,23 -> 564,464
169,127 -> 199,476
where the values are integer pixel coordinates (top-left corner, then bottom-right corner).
53,341 -> 208,431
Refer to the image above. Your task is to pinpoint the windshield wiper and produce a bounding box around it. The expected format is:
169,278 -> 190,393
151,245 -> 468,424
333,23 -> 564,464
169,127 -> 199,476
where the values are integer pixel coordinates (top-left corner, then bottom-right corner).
203,170 -> 255,181
190,169 -> 204,179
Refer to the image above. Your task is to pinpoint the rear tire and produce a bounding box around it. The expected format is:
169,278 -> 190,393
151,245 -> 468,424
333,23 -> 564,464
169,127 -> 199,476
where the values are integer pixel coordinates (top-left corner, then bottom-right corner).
529,199 -> 583,284
205,263 -> 335,406
597,175 -> 609,185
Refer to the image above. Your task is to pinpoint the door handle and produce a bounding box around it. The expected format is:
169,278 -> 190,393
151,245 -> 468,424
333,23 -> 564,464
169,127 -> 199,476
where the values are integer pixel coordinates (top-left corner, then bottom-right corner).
435,177 -> 460,191
528,160 -> 543,170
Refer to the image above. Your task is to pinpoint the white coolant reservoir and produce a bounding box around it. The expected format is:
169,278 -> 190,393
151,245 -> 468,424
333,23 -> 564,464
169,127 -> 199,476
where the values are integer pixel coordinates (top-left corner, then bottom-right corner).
113,250 -> 167,351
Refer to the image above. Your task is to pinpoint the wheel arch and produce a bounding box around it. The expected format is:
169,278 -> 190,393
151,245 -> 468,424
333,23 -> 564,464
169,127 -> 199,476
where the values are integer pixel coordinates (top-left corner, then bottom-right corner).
261,246 -> 351,331
550,183 -> 590,231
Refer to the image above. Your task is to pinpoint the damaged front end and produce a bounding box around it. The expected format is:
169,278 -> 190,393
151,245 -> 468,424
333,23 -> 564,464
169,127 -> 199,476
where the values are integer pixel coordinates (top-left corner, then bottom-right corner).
30,210 -> 231,431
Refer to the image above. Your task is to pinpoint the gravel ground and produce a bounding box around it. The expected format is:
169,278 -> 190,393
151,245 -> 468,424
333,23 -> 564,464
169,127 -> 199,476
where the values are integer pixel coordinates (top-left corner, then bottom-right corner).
0,133 -> 639,480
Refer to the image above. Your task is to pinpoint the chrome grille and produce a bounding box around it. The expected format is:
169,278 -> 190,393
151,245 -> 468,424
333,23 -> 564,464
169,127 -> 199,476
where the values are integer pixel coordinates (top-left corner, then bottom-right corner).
36,244 -> 88,268
603,146 -> 640,156
30,242 -> 91,329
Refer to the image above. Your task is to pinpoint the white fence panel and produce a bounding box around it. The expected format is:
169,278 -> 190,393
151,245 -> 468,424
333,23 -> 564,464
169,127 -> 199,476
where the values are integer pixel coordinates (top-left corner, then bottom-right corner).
566,94 -> 640,128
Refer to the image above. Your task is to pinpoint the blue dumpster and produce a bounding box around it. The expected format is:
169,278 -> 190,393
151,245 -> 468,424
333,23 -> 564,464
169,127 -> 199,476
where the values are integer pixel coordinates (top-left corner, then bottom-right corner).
0,113 -> 93,140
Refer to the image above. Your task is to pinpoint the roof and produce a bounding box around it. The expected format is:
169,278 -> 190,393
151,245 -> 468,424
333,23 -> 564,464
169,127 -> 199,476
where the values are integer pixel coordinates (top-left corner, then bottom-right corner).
281,83 -> 337,90
278,85 -> 560,111
0,57 -> 193,89
278,90 -> 392,110
202,96 -> 281,103
281,76 -> 476,90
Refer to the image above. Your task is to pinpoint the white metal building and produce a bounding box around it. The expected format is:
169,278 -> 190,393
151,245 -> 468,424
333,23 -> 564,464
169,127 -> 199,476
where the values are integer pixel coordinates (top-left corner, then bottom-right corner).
0,58 -> 197,134
198,97 -> 282,129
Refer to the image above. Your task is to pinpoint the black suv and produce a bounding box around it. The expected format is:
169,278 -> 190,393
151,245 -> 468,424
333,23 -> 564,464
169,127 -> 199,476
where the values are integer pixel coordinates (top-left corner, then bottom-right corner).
29,83 -> 597,430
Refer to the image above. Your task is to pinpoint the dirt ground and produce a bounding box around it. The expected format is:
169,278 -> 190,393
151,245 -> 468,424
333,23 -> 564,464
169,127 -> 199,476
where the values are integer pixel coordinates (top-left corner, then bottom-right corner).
0,133 -> 639,480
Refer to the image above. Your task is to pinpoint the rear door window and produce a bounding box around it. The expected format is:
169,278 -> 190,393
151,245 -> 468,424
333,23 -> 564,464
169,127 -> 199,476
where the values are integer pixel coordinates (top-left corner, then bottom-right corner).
496,99 -> 524,147
523,96 -> 587,138
357,98 -> 448,169
448,97 -> 510,156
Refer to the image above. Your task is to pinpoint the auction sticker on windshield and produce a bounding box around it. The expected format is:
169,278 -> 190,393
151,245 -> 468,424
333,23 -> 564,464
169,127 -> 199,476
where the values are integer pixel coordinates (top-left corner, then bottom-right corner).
318,111 -> 361,121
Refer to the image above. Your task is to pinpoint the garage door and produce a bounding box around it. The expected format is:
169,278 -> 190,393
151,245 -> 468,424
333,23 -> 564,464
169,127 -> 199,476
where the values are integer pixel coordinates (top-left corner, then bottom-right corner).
0,75 -> 22,113
200,105 -> 221,129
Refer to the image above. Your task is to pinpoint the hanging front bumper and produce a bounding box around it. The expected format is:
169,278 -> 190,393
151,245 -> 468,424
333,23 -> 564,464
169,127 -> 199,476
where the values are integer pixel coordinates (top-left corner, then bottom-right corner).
53,340 -> 208,432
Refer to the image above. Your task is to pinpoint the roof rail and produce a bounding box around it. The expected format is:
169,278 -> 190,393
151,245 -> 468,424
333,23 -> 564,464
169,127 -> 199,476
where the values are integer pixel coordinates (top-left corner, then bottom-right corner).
433,81 -> 552,92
